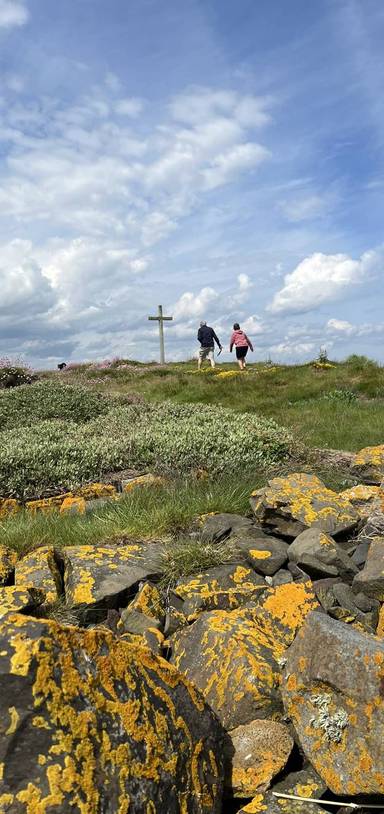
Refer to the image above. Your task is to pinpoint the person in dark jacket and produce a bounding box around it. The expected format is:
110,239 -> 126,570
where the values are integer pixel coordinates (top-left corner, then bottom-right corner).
197,321 -> 222,370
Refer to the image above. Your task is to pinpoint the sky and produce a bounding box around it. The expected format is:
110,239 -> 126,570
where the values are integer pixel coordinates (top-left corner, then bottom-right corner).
0,0 -> 384,367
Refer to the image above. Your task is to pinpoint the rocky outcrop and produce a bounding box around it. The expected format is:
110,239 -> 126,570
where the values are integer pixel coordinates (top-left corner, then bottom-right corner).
0,614 -> 225,813
288,528 -> 358,582
174,563 -> 266,620
250,473 -> 359,538
282,611 -> 384,795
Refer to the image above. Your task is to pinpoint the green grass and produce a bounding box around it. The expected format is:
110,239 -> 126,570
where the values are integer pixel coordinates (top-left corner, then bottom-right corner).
2,461 -> 357,556
57,356 -> 384,452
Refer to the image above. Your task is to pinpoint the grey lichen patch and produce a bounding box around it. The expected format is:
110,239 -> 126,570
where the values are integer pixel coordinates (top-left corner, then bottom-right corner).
309,693 -> 349,743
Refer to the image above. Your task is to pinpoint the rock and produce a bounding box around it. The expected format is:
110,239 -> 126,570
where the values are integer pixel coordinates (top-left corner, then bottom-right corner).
15,545 -> 63,603
272,569 -> 293,586
353,591 -> 379,613
63,543 -> 163,611
340,484 -> 383,519
0,498 -> 20,519
282,611 -> 384,795
170,582 -> 318,729
352,537 -> 384,600
287,562 -> 310,583
120,627 -> 165,656
312,578 -> 340,612
293,555 -> 340,580
231,529 -> 289,576
126,581 -> 165,624
377,604 -> 384,637
175,564 -> 266,620
351,445 -> 384,483
224,719 -> 293,798
118,607 -> 162,636
352,512 -> 384,569
236,766 -> 327,813
60,496 -> 86,515
122,473 -> 164,492
250,473 -> 359,538
0,546 -> 18,586
163,590 -> 187,637
351,541 -> 370,567
0,586 -> 45,619
288,529 -> 358,583
0,614 -> 225,813
201,513 -> 254,543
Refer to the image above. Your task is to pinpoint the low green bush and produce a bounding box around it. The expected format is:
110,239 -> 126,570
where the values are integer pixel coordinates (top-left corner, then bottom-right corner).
0,380 -> 109,431
0,400 -> 293,497
324,389 -> 357,404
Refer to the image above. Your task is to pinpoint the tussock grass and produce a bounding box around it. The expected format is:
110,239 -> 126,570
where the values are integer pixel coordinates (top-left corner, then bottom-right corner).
159,536 -> 237,589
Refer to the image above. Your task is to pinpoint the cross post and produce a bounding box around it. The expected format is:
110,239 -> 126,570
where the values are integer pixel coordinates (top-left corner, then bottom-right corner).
148,305 -> 173,364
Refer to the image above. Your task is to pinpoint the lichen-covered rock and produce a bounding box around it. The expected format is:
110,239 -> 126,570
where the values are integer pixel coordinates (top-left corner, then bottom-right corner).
119,626 -> 165,655
118,607 -> 162,636
0,546 -> 18,586
201,513 -> 254,543
282,611 -> 384,795
231,529 -> 289,576
236,767 -> 327,813
352,537 -> 384,600
170,582 -> 318,729
350,445 -> 384,484
122,473 -> 164,492
250,473 -> 358,538
340,484 -> 383,518
126,581 -> 165,623
63,543 -> 163,609
175,564 -> 266,620
0,613 -> 225,813
15,546 -> 63,603
26,495 -> 70,515
60,496 -> 86,515
0,586 -> 45,619
224,719 -> 293,798
0,499 -> 20,520
288,529 -> 358,582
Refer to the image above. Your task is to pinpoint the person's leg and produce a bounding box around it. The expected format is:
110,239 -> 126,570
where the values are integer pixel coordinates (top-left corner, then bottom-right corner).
208,347 -> 215,368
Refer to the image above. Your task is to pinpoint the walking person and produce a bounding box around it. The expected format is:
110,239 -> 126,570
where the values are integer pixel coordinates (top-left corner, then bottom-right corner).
197,321 -> 223,370
229,323 -> 254,370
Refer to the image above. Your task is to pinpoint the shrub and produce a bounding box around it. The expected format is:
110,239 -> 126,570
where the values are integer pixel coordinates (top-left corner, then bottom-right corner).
0,380 -> 109,431
324,389 -> 357,404
0,357 -> 34,389
0,401 -> 293,498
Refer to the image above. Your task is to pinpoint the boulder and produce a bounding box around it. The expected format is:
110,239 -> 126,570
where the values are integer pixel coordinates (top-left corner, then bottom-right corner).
340,484 -> 383,519
250,473 -> 358,538
126,581 -> 165,624
271,569 -> 293,587
282,612 -> 384,795
350,445 -> 384,484
201,513 -> 254,543
224,719 -> 293,798
0,586 -> 45,619
231,528 -> 289,576
0,614 -> 225,813
175,564 -> 266,620
236,766 -> 327,813
352,537 -> 384,600
15,546 -> 63,603
63,543 -> 163,610
288,529 -> 358,582
118,607 -> 162,636
163,590 -> 187,637
170,582 -> 318,729
0,546 -> 18,586
312,578 -> 341,612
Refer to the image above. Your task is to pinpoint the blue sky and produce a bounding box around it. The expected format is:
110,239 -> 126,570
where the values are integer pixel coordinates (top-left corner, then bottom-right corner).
0,0 -> 383,366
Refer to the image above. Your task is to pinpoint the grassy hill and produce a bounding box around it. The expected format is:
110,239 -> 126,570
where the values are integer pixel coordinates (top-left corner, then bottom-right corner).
1,353 -> 383,553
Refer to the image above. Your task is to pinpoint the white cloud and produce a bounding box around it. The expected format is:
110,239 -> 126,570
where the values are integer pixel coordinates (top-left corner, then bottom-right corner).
114,98 -> 143,117
238,273 -> 252,291
278,194 -> 329,222
269,341 -> 316,357
0,0 -> 29,28
326,318 -> 355,335
268,249 -> 380,314
172,287 -> 219,319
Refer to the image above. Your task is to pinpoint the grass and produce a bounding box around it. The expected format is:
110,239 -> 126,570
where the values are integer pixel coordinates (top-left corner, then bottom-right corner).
160,537 -> 238,589
54,356 -> 384,452
2,462 -> 357,556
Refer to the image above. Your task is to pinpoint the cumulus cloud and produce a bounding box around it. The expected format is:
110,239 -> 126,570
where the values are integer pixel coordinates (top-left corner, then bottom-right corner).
0,0 -> 29,29
268,249 -> 380,314
326,318 -> 355,335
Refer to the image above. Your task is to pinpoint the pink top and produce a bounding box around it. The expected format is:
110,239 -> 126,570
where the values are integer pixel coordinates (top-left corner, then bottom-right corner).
230,329 -> 253,350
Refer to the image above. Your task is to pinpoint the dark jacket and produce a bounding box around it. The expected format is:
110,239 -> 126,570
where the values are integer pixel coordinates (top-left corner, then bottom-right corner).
197,325 -> 221,348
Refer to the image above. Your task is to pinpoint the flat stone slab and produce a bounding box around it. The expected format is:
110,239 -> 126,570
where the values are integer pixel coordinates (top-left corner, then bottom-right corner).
175,563 -> 266,620
350,445 -> 384,483
63,543 -> 163,608
15,546 -> 63,603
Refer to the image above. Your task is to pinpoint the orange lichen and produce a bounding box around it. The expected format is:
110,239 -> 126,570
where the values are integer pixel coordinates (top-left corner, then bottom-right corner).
60,496 -> 86,515
0,498 -> 21,519
123,474 -> 164,492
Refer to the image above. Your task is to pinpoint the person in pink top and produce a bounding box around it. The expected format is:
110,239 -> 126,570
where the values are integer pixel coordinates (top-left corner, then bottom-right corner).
229,323 -> 254,370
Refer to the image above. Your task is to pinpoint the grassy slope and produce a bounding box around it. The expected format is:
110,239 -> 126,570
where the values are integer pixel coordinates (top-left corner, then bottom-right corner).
4,355 -> 382,554
55,356 -> 384,452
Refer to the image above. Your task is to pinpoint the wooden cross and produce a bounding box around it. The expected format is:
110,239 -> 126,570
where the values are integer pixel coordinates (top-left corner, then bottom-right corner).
148,305 -> 173,364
